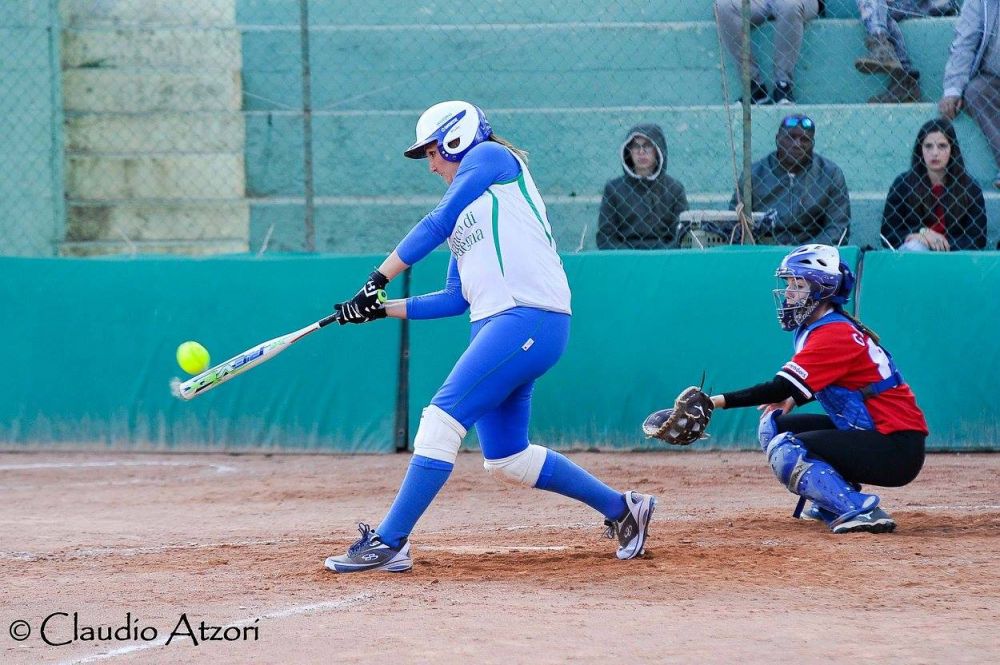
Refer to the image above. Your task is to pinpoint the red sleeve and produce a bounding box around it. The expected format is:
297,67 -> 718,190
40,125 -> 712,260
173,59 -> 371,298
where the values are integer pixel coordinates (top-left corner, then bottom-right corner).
776,323 -> 867,399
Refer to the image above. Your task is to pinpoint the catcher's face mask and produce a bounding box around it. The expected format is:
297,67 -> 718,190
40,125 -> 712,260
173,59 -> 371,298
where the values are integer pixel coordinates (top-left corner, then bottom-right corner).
774,277 -> 820,331
773,244 -> 844,331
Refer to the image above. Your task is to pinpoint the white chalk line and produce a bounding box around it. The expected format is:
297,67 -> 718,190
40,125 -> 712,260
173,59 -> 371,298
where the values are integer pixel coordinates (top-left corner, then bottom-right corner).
0,537 -> 302,562
0,460 -> 237,474
1,533 -> 577,563
56,592 -> 375,665
8,506 -> 995,562
504,522 -> 596,531
421,545 -> 568,554
906,505 -> 1000,511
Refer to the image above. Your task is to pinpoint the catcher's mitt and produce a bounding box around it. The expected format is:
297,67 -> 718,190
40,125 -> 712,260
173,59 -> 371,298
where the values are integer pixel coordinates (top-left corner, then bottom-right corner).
642,386 -> 715,445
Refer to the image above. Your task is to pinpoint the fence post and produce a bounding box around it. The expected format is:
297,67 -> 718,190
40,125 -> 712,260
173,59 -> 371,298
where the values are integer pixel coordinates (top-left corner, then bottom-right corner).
740,0 -> 753,221
298,0 -> 316,252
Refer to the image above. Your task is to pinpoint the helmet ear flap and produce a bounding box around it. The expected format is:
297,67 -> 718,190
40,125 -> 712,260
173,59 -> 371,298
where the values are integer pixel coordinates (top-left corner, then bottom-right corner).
831,261 -> 855,305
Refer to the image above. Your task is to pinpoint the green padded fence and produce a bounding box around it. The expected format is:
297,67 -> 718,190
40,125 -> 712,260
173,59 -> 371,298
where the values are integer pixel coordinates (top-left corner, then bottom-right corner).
3,249 -> 997,451
408,247 -> 859,451
0,255 -> 401,450
858,251 -> 1000,449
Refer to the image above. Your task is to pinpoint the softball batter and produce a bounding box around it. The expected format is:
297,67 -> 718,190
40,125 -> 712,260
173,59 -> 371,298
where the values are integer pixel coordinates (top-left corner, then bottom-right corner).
325,101 -> 656,573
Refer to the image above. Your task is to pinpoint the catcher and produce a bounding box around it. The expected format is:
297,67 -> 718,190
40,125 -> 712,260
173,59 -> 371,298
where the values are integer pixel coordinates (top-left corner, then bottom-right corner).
643,244 -> 928,534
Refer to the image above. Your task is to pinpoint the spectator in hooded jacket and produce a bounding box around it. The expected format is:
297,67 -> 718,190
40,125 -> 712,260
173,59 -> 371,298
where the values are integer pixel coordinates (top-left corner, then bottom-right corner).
597,124 -> 689,249
880,118 -> 987,250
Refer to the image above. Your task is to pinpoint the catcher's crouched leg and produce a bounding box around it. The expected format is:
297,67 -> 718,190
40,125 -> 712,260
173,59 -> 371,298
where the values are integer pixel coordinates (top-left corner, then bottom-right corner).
765,432 -> 879,527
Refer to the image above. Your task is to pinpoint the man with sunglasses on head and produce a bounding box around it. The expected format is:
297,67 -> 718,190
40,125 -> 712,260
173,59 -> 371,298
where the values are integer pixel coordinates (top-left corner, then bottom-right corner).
730,114 -> 851,245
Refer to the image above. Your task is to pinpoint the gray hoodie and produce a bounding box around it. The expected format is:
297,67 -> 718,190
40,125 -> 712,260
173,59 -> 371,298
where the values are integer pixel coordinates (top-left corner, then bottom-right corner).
597,123 -> 689,249
943,0 -> 1000,97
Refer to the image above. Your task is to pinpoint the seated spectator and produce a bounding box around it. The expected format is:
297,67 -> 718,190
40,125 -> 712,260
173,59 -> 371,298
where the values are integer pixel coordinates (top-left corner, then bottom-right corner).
714,0 -> 821,104
939,0 -> 1000,190
880,118 -> 987,250
730,114 -> 850,245
597,124 -> 688,249
890,0 -> 959,18
853,0 -> 924,103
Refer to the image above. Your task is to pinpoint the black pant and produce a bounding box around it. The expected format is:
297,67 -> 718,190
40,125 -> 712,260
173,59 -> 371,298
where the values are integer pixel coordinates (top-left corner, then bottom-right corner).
775,413 -> 925,487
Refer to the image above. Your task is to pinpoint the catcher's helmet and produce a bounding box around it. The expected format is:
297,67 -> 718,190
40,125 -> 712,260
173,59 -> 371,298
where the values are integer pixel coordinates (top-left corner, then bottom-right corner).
403,100 -> 493,162
773,244 -> 855,330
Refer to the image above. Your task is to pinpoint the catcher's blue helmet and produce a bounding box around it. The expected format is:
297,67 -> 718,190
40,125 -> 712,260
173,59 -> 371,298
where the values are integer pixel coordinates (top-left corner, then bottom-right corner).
773,244 -> 855,330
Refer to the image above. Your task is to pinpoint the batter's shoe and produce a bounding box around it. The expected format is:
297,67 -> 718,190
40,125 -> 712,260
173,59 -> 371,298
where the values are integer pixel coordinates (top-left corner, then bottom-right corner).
831,506 -> 897,534
324,523 -> 413,573
604,491 -> 656,559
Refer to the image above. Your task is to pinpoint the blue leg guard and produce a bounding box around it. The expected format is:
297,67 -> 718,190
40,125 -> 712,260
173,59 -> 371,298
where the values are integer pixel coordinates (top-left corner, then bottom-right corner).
765,432 -> 879,526
757,409 -> 783,452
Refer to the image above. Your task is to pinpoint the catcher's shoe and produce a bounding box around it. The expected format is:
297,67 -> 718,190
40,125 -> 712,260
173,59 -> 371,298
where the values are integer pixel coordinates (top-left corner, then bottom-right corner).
831,507 -> 896,534
604,491 -> 656,560
324,523 -> 412,573
798,501 -> 837,526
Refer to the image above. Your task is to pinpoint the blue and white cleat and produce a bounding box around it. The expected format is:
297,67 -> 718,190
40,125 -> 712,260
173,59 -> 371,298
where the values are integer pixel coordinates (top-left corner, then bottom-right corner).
324,523 -> 413,573
798,501 -> 837,526
604,491 -> 656,559
831,506 -> 897,534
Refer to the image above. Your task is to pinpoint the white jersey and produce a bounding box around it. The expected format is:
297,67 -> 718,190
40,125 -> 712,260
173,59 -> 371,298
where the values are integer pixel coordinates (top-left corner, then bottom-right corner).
447,152 -> 572,321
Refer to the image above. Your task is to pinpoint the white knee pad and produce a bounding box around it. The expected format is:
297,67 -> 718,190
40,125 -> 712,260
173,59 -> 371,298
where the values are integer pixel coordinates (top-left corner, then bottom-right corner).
483,444 -> 548,488
413,405 -> 467,464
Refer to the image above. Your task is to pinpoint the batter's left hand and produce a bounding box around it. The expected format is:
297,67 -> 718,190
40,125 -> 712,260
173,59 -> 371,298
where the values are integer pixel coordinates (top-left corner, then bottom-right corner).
335,269 -> 389,325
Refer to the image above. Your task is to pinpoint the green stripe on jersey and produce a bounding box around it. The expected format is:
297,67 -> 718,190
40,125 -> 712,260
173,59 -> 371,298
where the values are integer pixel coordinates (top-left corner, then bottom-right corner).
488,189 -> 504,275
517,174 -> 554,246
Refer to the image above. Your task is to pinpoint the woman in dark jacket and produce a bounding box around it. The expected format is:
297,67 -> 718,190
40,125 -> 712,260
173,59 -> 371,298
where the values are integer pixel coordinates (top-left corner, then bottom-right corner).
880,118 -> 987,251
597,123 -> 688,249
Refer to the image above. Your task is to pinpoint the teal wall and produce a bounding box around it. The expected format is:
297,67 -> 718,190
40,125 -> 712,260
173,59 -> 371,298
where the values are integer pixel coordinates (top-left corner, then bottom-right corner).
0,256 -> 401,450
858,251 -> 1000,446
3,249 -> 997,451
1,0 -> 64,256
408,248 -> 861,450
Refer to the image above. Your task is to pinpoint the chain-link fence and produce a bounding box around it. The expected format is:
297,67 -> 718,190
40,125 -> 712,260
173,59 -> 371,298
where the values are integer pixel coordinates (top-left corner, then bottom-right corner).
2,0 -> 997,257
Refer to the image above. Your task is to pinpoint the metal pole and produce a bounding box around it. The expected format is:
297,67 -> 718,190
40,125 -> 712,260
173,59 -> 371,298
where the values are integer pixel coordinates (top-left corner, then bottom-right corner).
298,0 -> 316,252
740,0 -> 753,227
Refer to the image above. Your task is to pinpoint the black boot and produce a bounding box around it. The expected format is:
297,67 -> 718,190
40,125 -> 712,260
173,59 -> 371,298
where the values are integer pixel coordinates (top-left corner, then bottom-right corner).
738,79 -> 772,105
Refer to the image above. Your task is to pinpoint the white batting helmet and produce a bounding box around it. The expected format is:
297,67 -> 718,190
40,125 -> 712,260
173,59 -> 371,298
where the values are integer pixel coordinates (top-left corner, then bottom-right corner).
403,100 -> 493,162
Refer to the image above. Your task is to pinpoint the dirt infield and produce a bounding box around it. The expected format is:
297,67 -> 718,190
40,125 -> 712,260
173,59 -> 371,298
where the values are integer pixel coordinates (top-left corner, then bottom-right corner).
1,450 -> 997,665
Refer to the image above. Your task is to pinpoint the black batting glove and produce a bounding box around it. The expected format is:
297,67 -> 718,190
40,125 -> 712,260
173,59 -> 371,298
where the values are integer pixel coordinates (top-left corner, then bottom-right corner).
335,269 -> 389,325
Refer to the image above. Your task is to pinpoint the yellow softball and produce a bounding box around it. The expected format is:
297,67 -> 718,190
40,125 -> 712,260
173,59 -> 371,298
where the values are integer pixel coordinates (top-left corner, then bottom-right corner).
176,341 -> 210,375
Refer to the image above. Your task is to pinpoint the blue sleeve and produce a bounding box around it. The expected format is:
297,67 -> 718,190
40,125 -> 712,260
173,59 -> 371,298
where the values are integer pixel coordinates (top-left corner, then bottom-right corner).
405,256 -> 469,320
395,142 -> 520,265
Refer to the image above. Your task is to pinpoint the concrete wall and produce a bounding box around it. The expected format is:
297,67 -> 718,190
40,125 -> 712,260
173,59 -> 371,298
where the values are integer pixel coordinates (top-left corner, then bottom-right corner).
59,0 -> 248,256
